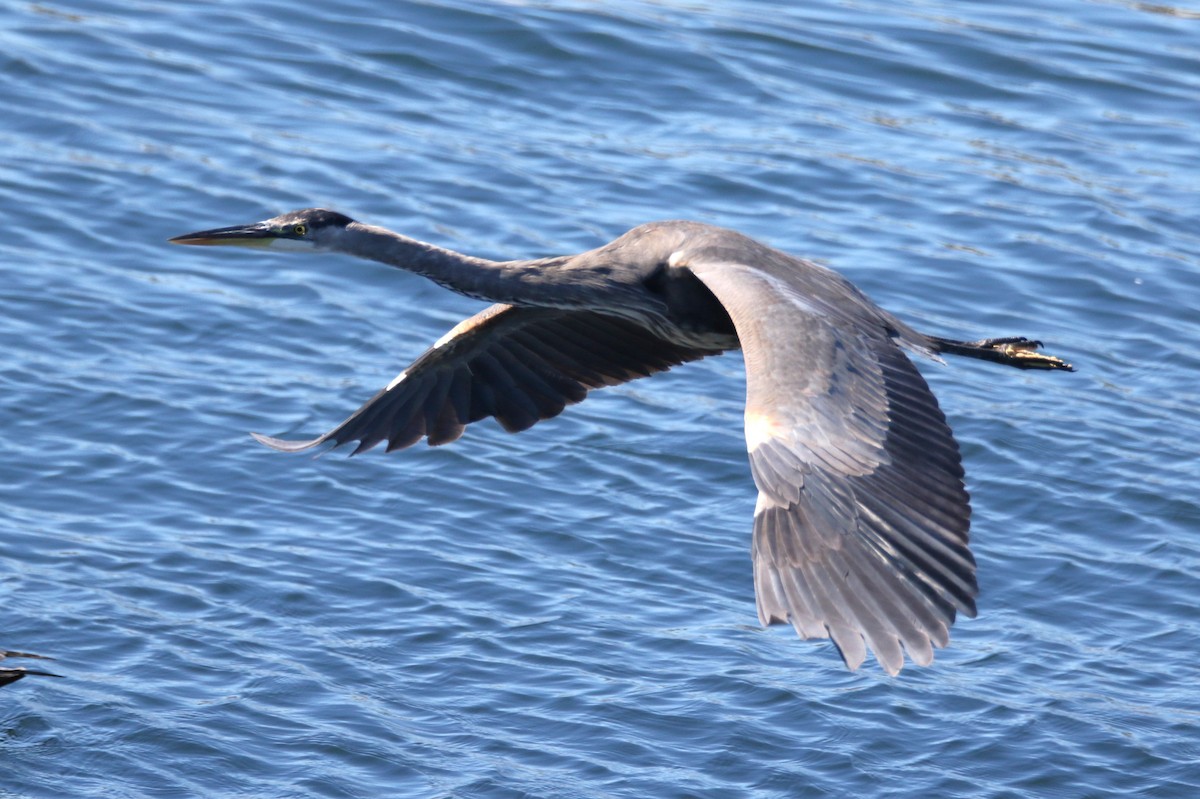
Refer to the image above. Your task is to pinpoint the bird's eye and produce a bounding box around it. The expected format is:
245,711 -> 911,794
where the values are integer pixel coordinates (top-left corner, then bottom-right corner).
293,224 -> 307,237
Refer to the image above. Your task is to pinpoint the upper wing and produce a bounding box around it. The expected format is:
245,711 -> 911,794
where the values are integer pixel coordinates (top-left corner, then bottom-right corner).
255,304 -> 716,454
689,260 -> 976,675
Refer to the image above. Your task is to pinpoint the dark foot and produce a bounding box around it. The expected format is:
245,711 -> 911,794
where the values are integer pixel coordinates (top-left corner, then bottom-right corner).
930,335 -> 1075,371
970,337 -> 1074,370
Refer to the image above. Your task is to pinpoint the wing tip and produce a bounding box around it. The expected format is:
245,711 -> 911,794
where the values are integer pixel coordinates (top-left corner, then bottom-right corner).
1,650 -> 54,661
0,669 -> 63,686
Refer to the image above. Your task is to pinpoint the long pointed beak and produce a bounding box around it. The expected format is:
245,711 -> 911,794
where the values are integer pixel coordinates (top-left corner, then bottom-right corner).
168,223 -> 276,247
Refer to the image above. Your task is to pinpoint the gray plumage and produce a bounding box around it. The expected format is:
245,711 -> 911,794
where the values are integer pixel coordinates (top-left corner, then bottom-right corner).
171,209 -> 1072,675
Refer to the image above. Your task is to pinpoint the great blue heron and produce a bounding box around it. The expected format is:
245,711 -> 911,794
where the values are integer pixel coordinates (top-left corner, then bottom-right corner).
0,650 -> 60,687
171,209 -> 1072,675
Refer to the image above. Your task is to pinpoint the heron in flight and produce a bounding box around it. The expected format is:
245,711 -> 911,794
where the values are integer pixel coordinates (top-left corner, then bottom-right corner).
171,209 -> 1072,675
0,650 -> 60,687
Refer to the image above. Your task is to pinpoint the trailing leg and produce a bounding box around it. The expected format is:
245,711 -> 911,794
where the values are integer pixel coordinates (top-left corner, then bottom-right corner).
928,335 -> 1074,371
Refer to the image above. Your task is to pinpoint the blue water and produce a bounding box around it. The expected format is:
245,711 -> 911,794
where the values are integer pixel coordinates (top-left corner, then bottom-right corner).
2,0 -> 1199,796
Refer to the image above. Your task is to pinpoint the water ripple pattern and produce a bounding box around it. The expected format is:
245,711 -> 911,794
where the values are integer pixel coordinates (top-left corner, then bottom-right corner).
2,1 -> 1198,797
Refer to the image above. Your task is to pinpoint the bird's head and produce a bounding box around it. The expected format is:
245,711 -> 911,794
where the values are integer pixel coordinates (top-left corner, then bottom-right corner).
169,208 -> 356,251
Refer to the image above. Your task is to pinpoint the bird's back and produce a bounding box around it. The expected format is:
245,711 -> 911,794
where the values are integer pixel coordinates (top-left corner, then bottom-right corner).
598,221 -> 931,356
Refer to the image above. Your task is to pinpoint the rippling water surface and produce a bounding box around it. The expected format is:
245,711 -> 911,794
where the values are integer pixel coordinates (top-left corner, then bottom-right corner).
2,0 -> 1199,796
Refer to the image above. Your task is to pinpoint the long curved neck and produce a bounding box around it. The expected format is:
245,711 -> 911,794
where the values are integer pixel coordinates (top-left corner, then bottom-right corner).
338,222 -> 569,305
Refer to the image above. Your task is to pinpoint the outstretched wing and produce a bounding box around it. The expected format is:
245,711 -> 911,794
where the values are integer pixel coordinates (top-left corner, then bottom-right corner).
689,259 -> 976,675
255,304 -> 716,454
0,650 -> 60,686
